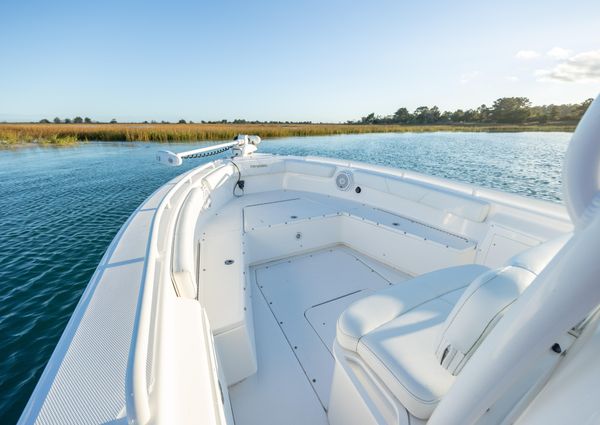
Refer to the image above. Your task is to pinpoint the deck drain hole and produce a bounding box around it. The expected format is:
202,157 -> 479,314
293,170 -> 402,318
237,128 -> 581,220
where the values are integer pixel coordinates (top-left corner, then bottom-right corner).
290,215 -> 298,219
392,222 -> 399,226
224,259 -> 235,265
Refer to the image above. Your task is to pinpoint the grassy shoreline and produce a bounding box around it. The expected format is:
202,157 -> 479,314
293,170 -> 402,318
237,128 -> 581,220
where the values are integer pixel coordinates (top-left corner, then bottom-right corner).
0,122 -> 575,145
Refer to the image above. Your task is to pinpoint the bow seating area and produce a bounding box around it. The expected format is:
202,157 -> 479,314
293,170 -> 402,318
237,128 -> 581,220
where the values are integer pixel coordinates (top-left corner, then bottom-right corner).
162,157 -> 571,425
329,236 -> 568,425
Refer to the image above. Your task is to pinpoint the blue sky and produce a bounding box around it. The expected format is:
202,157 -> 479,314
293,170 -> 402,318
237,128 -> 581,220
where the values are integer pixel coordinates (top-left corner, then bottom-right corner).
1,0 -> 599,122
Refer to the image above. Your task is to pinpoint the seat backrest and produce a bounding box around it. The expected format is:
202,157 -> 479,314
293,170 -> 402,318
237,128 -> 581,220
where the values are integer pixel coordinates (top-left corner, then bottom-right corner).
435,235 -> 570,375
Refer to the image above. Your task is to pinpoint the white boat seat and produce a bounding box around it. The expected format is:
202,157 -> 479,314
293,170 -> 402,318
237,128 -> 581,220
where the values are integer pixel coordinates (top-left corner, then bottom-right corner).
435,234 -> 570,375
334,235 -> 569,420
336,264 -> 489,419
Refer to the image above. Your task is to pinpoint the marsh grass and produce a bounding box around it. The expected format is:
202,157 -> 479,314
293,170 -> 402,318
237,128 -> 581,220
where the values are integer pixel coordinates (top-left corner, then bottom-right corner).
0,122 -> 575,145
0,128 -> 79,145
39,134 -> 79,145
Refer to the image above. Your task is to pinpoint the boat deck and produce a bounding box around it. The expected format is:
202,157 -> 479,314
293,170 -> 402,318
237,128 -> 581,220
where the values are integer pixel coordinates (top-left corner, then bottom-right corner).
229,245 -> 410,425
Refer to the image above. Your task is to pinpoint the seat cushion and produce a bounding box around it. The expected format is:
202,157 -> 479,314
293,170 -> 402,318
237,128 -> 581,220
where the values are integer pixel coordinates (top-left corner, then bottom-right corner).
509,234 -> 570,275
435,234 -> 571,375
358,296 -> 460,419
336,264 -> 490,352
419,190 -> 491,223
336,264 -> 489,419
435,266 -> 535,375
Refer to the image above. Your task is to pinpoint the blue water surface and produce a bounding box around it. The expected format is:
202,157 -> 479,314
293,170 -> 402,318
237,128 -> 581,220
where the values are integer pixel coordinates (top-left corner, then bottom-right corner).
0,132 -> 570,423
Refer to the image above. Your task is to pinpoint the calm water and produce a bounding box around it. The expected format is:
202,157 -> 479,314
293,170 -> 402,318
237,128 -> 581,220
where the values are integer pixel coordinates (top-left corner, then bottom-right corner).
0,132 -> 570,423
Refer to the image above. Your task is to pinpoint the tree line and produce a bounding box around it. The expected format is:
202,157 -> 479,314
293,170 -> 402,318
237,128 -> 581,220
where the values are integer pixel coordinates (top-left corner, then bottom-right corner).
39,117 -> 117,124
37,97 -> 593,126
353,97 -> 594,125
38,117 -> 314,125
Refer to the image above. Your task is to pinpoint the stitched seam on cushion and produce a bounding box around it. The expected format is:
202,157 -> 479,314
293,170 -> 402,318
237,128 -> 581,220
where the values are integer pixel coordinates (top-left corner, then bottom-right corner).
360,342 -> 443,406
461,300 -> 516,360
436,267 -> 513,349
511,262 -> 539,276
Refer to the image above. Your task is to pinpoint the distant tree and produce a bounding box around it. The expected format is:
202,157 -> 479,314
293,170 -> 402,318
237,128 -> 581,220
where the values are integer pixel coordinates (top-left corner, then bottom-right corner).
477,104 -> 491,122
84,117 -> 92,123
64,118 -> 72,124
53,117 -> 61,124
429,106 -> 441,122
439,111 -> 453,123
73,116 -> 83,123
546,105 -> 559,122
178,119 -> 187,124
577,98 -> 594,117
39,118 -> 50,123
490,97 -> 531,123
413,106 -> 429,124
361,113 -> 376,124
463,109 -> 478,122
393,107 -> 412,123
413,106 -> 440,124
451,109 -> 465,122
110,119 -> 117,124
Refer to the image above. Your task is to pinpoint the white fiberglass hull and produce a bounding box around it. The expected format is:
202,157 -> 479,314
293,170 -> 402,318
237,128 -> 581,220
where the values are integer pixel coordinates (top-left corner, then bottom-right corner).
16,153 -> 584,425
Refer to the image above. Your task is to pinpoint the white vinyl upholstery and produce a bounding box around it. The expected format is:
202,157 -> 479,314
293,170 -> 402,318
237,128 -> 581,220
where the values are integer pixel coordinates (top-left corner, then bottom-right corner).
385,178 -> 491,222
336,264 -> 489,419
334,235 -> 569,420
435,235 -> 570,375
336,265 -> 489,352
508,234 -> 571,275
419,190 -> 490,223
434,267 -> 535,375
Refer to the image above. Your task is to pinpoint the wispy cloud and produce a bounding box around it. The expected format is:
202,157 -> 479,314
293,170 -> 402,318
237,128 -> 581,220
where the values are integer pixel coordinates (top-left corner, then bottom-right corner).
546,47 -> 571,59
460,71 -> 480,84
536,49 -> 600,82
505,76 -> 519,82
515,50 -> 541,60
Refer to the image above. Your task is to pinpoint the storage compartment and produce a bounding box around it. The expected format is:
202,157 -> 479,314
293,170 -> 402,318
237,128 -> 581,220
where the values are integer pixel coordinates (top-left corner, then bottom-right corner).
199,229 -> 257,385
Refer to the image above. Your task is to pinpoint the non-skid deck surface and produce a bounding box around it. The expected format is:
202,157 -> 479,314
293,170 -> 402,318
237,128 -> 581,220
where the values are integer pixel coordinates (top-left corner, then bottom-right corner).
229,246 -> 410,425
